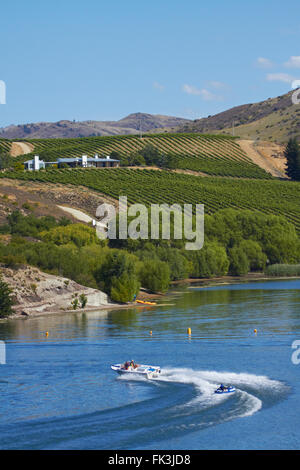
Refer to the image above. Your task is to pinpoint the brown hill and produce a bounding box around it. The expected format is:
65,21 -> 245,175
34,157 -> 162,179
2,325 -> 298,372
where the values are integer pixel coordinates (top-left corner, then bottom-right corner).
0,113 -> 190,139
178,90 -> 300,143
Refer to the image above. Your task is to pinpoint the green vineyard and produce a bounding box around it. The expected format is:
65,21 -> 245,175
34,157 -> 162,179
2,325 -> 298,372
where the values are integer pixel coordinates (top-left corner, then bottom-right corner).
0,139 -> 12,153
0,133 -> 272,179
1,168 -> 299,232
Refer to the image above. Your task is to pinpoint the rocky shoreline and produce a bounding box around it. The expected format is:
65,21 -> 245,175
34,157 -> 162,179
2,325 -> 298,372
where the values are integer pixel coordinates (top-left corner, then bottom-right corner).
1,264 -> 112,320
1,266 -> 298,321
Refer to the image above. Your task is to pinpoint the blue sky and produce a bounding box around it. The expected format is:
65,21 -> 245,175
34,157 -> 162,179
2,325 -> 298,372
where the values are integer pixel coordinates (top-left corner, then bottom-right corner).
1,0 -> 300,127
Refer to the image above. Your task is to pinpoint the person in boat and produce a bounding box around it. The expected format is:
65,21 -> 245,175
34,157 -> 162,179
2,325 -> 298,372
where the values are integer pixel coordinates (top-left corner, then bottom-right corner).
123,361 -> 130,370
130,360 -> 139,369
220,384 -> 226,391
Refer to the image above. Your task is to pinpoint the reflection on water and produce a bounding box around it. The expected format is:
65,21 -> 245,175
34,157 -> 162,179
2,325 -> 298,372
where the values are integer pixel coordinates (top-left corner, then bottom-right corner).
0,278 -> 299,342
0,310 -> 110,342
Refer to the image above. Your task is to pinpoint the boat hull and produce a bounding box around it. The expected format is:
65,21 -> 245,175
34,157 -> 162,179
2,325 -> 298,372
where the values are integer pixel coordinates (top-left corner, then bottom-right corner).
111,364 -> 161,379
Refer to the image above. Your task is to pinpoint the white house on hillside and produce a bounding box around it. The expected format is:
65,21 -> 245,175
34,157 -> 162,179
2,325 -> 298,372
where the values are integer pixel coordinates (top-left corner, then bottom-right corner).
24,155 -> 46,171
23,154 -> 120,171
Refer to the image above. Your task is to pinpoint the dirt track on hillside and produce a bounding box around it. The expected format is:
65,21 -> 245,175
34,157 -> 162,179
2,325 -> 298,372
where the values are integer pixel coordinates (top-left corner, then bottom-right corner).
238,139 -> 286,178
0,178 -> 118,224
10,142 -> 34,157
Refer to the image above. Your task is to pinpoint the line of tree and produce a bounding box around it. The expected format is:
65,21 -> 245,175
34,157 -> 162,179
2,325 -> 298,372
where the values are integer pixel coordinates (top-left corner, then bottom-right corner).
112,144 -> 178,169
1,209 -> 300,305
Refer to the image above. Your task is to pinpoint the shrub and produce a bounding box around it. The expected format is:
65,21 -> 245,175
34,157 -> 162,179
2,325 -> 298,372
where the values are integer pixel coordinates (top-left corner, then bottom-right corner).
265,264 -> 300,277
139,259 -> 170,293
228,246 -> 250,276
71,294 -> 79,310
22,202 -> 33,211
7,210 -> 70,237
40,224 -> 99,247
238,240 -> 267,271
94,250 -> 140,302
188,242 -> 229,278
140,144 -> 162,166
127,153 -> 146,166
110,273 -> 140,303
153,247 -> 190,280
0,254 -> 26,268
0,277 -> 14,317
79,293 -> 88,308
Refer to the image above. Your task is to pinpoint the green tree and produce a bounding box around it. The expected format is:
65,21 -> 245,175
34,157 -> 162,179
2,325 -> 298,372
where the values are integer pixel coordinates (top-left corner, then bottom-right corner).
0,277 -> 14,317
94,250 -> 140,302
110,273 -> 140,303
139,259 -> 170,292
238,240 -> 267,271
0,150 -> 12,170
285,138 -> 300,181
110,150 -> 122,160
156,247 -> 190,280
140,144 -> 162,166
188,242 -> 229,278
228,245 -> 250,276
6,210 -> 70,237
126,152 -> 146,166
159,154 -> 178,169
40,223 -> 99,247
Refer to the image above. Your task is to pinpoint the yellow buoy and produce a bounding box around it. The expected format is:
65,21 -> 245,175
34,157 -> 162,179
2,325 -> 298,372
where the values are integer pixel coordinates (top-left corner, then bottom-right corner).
187,327 -> 192,335
254,329 -> 257,334
149,331 -> 152,335
45,332 -> 49,337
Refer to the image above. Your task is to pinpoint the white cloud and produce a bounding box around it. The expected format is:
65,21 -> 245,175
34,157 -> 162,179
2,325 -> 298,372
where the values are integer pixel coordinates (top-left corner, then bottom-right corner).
208,80 -> 227,89
257,57 -> 274,68
182,84 -> 220,101
284,56 -> 300,68
200,88 -> 217,101
182,84 -> 202,95
153,81 -> 165,91
291,79 -> 300,90
266,73 -> 294,84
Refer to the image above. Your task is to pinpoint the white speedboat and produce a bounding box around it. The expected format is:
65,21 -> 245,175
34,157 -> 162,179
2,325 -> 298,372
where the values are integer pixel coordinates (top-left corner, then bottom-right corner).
111,362 -> 161,379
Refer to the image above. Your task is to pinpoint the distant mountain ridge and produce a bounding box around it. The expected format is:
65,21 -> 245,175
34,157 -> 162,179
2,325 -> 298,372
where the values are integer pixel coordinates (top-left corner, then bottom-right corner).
2,90 -> 299,142
0,113 -> 191,139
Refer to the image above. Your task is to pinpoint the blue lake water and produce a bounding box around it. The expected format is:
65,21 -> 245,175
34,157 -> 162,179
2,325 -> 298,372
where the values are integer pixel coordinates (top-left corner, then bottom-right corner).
0,278 -> 299,450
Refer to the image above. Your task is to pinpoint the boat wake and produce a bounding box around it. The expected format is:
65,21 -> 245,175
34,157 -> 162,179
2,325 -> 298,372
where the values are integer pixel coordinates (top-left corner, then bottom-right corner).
115,367 -> 288,439
156,367 -> 284,418
0,367 -> 288,450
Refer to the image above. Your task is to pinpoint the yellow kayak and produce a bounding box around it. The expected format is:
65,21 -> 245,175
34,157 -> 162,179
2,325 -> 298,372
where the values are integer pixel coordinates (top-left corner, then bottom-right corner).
136,300 -> 157,305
